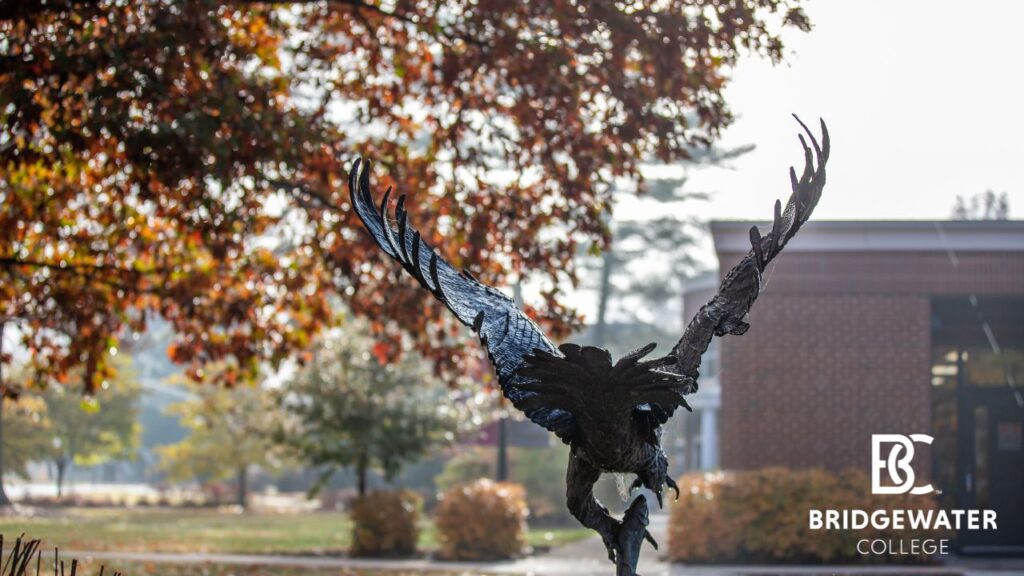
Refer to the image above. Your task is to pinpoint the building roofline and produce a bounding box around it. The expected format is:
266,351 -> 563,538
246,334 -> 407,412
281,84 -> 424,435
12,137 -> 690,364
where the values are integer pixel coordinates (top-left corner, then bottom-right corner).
711,219 -> 1024,253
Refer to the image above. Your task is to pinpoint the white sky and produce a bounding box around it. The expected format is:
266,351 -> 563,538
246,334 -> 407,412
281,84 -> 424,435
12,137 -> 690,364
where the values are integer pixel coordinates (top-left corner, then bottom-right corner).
577,0 -> 1024,324
668,0 -> 1024,224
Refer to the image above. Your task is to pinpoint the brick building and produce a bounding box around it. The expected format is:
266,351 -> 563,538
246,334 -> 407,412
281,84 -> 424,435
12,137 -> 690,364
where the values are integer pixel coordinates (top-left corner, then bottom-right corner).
684,220 -> 1024,554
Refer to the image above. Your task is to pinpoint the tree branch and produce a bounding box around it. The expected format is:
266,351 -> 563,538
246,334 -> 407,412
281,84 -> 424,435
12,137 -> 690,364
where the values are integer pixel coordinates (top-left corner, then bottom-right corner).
0,256 -> 164,276
269,180 -> 345,213
0,257 -> 168,295
228,0 -> 486,47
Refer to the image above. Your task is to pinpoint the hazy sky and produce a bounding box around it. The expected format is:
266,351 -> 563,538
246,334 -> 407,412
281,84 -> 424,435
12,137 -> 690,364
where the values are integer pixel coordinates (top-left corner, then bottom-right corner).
584,1 -> 1024,323
664,0 -> 1024,224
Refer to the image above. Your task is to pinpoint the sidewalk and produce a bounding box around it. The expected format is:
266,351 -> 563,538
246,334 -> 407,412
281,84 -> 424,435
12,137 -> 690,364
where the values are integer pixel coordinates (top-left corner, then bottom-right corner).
67,549 -> 1024,576
69,515 -> 1024,576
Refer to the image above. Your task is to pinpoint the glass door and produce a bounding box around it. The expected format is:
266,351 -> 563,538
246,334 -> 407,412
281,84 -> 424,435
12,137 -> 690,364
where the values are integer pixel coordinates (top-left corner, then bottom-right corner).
958,388 -> 1024,554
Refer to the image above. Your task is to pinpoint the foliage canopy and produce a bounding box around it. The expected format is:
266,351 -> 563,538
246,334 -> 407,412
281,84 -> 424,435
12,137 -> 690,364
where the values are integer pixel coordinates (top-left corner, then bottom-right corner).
1,0 -> 810,392
275,318 -> 462,495
157,368 -> 288,494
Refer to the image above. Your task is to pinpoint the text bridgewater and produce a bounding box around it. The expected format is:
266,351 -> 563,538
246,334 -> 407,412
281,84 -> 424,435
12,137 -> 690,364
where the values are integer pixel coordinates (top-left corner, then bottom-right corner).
809,508 -> 997,531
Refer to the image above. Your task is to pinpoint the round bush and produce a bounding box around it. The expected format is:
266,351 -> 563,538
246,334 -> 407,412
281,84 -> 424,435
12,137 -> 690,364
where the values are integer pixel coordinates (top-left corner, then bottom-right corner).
668,468 -> 944,564
668,472 -> 744,563
350,489 -> 422,557
435,446 -> 576,525
434,479 -> 528,560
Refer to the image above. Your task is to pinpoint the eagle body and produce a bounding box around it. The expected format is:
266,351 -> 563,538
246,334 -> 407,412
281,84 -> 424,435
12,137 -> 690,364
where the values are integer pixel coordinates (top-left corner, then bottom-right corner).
517,341 -> 686,474
575,410 -> 658,473
349,117 -> 830,576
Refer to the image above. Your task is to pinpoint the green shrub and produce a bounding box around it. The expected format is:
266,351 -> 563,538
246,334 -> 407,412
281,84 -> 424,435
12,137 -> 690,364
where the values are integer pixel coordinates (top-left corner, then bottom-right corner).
350,489 -> 421,557
434,448 -> 494,493
435,445 -> 576,525
668,468 -> 945,564
434,479 -> 528,560
511,444 -> 576,525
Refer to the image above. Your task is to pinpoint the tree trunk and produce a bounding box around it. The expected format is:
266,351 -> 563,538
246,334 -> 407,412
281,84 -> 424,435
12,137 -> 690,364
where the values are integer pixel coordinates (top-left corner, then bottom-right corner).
0,321 -> 9,507
593,249 -> 614,348
236,464 -> 249,509
356,451 -> 368,497
0,395 -> 11,507
496,411 -> 508,481
55,458 -> 67,499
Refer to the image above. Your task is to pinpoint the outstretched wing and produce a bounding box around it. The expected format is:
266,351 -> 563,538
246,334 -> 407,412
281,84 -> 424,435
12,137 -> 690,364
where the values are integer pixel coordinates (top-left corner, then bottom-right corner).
664,115 -> 830,394
348,160 -> 576,442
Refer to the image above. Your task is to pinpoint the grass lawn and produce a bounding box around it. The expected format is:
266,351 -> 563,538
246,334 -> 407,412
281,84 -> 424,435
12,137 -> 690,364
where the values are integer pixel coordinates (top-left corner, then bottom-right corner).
14,558 -> 495,576
0,507 -> 591,555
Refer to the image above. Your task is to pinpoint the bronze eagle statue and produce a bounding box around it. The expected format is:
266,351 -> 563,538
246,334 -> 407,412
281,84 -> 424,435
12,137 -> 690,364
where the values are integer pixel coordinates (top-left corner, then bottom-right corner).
350,116 -> 829,575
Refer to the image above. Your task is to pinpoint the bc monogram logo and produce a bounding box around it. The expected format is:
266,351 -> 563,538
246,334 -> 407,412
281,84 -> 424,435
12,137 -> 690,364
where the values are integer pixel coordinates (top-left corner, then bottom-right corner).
871,434 -> 934,495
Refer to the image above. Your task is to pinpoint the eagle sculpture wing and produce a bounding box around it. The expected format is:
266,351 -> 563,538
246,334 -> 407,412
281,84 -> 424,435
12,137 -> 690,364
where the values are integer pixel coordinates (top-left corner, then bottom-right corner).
663,116 -> 830,396
348,160 -> 576,442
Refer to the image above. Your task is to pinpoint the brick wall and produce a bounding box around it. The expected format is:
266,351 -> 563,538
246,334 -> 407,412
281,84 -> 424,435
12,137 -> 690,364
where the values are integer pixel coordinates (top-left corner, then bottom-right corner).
715,250 -> 1024,475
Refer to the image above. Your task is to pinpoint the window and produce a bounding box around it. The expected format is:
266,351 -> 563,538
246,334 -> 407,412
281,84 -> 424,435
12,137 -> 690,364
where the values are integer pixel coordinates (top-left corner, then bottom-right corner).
702,339 -> 719,380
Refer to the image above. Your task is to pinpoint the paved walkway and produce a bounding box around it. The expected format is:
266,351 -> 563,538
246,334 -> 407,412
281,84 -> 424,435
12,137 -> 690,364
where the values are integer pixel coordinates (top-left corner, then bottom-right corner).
69,515 -> 1024,576
68,548 -> 1024,576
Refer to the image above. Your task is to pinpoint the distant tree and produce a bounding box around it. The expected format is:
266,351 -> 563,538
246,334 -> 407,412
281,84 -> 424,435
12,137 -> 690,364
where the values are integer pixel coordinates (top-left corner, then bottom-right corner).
434,444 -> 576,525
275,319 -> 462,496
157,370 -> 288,509
0,322 -> 17,505
585,145 -> 752,349
434,448 -> 497,493
2,0 -> 812,393
952,190 -> 1010,220
42,357 -> 141,497
0,394 -> 50,477
0,390 -> 51,504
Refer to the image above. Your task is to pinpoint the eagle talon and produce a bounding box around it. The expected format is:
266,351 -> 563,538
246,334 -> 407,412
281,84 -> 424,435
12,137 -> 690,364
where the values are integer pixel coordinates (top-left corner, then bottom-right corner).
629,476 -> 643,493
666,475 -> 680,501
644,529 -> 658,550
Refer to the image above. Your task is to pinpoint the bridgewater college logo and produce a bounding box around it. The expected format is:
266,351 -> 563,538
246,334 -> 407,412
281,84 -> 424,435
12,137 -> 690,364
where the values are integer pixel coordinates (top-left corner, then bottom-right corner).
809,434 -> 997,557
871,434 -> 934,495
